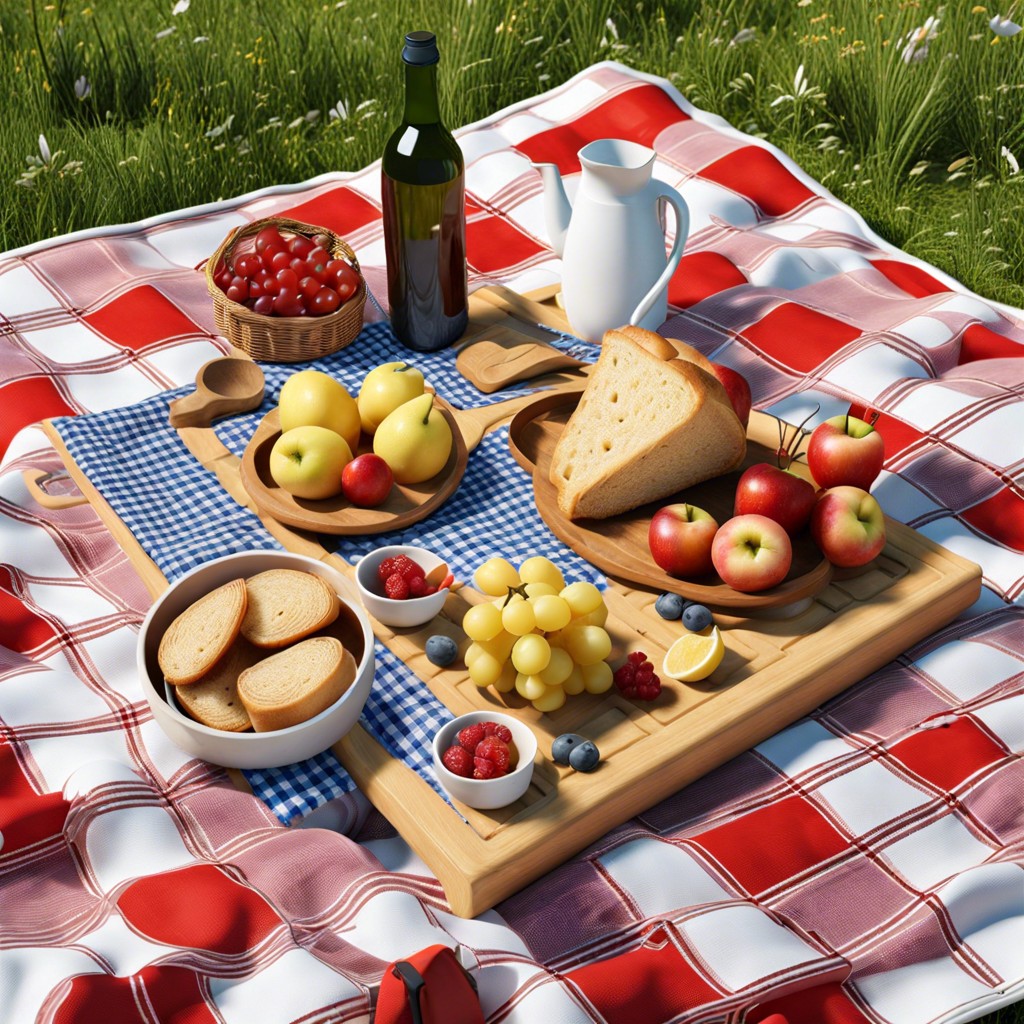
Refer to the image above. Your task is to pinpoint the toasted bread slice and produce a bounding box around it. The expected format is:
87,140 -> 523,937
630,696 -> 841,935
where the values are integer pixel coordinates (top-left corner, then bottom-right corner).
549,326 -> 746,520
158,578 -> 248,685
237,636 -> 356,732
240,569 -> 340,648
172,636 -> 264,732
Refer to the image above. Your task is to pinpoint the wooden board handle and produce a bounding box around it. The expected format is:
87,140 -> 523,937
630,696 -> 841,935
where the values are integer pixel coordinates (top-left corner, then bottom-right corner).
22,469 -> 89,509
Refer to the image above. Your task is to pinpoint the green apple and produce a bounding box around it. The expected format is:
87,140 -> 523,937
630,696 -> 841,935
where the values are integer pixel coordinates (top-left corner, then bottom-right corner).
357,361 -> 425,435
278,369 -> 361,453
373,393 -> 452,484
269,425 -> 352,499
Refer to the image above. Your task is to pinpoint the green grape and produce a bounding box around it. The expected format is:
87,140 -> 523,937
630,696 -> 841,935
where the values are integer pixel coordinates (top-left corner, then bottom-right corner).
478,630 -> 516,662
562,665 -> 586,695
518,556 -> 565,592
468,651 -> 504,687
515,672 -> 547,701
532,683 -> 566,713
539,647 -> 573,686
563,625 -> 612,666
462,602 -> 504,642
502,596 -> 536,636
573,603 -> 609,628
523,581 -> 557,600
582,661 -> 614,694
511,633 -> 551,675
493,661 -> 517,693
531,594 -> 572,633
560,581 -> 603,617
473,557 -> 521,596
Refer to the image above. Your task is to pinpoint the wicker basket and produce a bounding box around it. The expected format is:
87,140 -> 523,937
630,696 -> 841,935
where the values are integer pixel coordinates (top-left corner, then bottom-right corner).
204,216 -> 366,362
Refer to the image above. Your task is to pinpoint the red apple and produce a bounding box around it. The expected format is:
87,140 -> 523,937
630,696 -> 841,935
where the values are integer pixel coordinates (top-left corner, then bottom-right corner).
734,462 -> 816,536
807,414 -> 884,491
648,503 -> 719,577
711,514 -> 793,592
709,363 -> 752,429
341,453 -> 394,507
810,486 -> 886,567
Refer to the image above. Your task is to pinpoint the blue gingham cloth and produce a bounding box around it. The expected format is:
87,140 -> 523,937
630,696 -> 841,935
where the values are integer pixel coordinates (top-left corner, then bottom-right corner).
52,321 -> 602,823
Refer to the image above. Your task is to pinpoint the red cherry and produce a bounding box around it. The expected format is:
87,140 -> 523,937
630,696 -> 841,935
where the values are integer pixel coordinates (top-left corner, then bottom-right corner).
214,269 -> 233,291
275,268 -> 298,291
235,254 -> 262,278
252,295 -> 274,315
225,283 -> 247,303
287,235 -> 315,258
298,275 -> 321,299
254,226 -> 284,253
269,250 -> 292,273
310,287 -> 341,315
259,246 -> 283,270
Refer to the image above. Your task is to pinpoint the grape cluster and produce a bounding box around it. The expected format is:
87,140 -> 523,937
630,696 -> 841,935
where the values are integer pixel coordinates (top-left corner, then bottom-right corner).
462,556 -> 613,713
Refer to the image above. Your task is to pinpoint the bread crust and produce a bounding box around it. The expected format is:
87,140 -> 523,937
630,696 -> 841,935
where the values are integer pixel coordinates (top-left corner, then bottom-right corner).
173,636 -> 262,732
241,569 -> 340,648
158,578 -> 248,685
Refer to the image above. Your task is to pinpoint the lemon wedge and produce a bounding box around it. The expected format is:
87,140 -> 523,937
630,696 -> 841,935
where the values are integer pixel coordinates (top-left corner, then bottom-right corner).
662,626 -> 725,682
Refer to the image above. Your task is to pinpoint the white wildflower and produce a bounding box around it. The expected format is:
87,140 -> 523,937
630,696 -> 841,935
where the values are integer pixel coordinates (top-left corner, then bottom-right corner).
605,18 -> 618,39
156,26 -> 177,39
328,100 -> 348,121
1002,145 -> 1020,174
901,15 -> 940,64
172,0 -> 190,13
74,75 -> 91,100
770,64 -> 822,106
193,35 -> 210,43
204,114 -> 235,139
305,109 -> 320,123
38,134 -> 51,164
989,14 -> 1022,35
730,27 -> 756,46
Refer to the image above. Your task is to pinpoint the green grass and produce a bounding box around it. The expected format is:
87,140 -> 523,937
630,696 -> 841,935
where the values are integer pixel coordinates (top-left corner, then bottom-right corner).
1,3 -> 1023,1017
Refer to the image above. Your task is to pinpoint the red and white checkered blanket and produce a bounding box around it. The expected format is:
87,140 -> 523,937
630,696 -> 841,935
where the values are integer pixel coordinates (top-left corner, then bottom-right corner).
1,62 -> 1022,1024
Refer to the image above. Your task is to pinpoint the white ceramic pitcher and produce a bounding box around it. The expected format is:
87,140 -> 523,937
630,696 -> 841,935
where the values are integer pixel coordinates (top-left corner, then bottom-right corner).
533,139 -> 689,343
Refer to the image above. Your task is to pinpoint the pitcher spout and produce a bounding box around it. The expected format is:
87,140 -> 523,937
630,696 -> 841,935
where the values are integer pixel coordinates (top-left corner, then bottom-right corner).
532,162 -> 571,258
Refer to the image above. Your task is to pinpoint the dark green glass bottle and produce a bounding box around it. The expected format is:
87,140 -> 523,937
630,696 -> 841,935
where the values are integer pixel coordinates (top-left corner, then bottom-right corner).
382,31 -> 468,352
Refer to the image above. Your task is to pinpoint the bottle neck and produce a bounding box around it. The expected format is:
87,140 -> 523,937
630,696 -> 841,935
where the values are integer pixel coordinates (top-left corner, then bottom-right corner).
403,62 -> 441,125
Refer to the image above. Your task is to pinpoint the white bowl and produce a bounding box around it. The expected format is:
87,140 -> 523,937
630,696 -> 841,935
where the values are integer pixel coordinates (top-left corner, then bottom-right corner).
354,545 -> 449,628
138,550 -> 374,769
432,711 -> 537,810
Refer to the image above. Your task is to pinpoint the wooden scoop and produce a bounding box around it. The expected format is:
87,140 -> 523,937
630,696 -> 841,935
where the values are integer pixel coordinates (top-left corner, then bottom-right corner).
456,331 -> 587,393
168,357 -> 266,428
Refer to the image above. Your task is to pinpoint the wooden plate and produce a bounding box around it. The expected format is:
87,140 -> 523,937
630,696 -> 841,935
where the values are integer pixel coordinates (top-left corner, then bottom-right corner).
240,398 -> 468,535
508,391 -> 833,609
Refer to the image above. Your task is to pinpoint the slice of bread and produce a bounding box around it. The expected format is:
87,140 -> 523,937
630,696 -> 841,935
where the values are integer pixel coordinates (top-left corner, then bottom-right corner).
549,326 -> 747,520
237,636 -> 356,732
158,578 -> 248,685
172,636 -> 264,732
240,569 -> 340,648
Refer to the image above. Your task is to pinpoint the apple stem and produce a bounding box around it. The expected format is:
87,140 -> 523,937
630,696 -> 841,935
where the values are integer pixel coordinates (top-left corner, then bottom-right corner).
395,363 -> 415,373
422,398 -> 433,426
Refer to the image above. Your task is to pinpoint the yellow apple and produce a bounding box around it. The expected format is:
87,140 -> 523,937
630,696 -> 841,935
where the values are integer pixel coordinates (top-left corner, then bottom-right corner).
269,425 -> 352,499
373,393 -> 453,484
278,370 -> 360,453
357,361 -> 425,435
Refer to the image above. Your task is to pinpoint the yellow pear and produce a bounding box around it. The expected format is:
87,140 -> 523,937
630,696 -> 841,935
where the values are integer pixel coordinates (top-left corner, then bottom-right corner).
357,361 -> 425,435
373,393 -> 452,484
278,370 -> 360,453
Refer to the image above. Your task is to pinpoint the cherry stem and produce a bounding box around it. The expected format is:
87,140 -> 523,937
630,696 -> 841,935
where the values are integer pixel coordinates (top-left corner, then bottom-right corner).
502,584 -> 528,607
772,404 -> 820,469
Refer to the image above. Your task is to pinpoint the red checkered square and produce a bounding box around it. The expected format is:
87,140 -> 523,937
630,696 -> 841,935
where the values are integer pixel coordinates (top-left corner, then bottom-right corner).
669,251 -> 748,309
888,717 -> 1006,792
959,322 -> 1024,364
687,795 -> 849,895
82,285 -> 204,351
566,924 -> 723,1024
0,740 -> 70,854
698,147 -> 815,217
742,301 -> 861,374
514,83 -> 690,174
749,981 -> 872,1024
117,863 -> 283,953
466,212 -> 545,273
0,568 -> 57,653
871,259 -> 951,299
54,966 -> 216,1024
276,185 -> 381,236
0,376 -> 77,458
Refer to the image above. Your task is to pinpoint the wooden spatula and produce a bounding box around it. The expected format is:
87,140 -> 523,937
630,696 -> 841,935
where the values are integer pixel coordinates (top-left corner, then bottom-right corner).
456,329 -> 588,393
168,357 -> 266,428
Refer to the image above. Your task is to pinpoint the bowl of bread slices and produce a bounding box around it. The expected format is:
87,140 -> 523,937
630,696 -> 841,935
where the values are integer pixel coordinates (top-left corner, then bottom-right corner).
137,551 -> 374,768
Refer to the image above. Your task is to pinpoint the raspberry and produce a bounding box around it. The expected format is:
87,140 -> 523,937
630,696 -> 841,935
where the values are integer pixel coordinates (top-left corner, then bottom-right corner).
395,556 -> 424,581
442,745 -> 473,777
475,736 -> 511,774
407,574 -> 428,598
615,652 -> 661,701
384,573 -> 410,600
472,759 -> 500,780
377,557 -> 400,583
481,721 -> 513,744
457,723 -> 486,753
628,651 -> 647,665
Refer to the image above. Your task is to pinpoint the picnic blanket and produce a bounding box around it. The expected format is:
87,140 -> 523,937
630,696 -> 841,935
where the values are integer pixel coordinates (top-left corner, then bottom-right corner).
2,61 -> 1023,1024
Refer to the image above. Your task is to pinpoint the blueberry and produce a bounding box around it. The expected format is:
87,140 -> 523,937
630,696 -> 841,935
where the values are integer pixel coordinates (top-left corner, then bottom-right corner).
551,733 -> 585,765
655,592 -> 685,620
425,635 -> 458,667
568,740 -> 601,773
682,603 -> 713,633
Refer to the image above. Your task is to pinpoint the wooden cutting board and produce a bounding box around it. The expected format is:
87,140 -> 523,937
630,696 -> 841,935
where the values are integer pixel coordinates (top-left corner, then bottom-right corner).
36,289 -> 983,919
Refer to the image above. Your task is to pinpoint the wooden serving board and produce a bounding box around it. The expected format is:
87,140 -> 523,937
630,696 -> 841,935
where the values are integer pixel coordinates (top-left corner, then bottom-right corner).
38,289 -> 983,920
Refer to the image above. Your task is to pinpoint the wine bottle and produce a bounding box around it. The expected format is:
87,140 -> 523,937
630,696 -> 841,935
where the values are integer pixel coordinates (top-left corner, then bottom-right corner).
382,31 -> 468,352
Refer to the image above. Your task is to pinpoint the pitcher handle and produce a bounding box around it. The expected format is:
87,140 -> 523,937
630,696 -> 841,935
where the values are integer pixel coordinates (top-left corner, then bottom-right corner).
629,185 -> 690,328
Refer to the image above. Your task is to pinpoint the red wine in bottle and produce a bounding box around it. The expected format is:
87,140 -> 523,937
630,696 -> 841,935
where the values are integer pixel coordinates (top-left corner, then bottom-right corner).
382,31 -> 468,352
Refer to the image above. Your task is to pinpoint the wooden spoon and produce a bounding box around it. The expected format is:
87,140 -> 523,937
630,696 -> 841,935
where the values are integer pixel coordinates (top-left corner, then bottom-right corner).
456,331 -> 587,393
168,357 -> 266,428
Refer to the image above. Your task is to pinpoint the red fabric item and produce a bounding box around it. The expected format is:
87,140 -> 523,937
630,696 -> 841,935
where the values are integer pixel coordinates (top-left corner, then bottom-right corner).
54,966 -> 216,1024
959,322 -> 1024,363
374,945 -> 484,1024
466,213 -> 545,273
82,284 -> 204,351
889,717 -> 1007,791
0,376 -> 76,458
0,741 -> 70,854
278,186 -> 381,236
669,250 -> 748,308
699,146 -> 816,217
514,83 -> 689,174
871,259 -> 951,299
961,487 -> 1024,553
117,863 -> 283,953
749,981 -> 872,1024
742,302 -> 862,374
0,566 -> 57,652
848,404 -> 923,462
